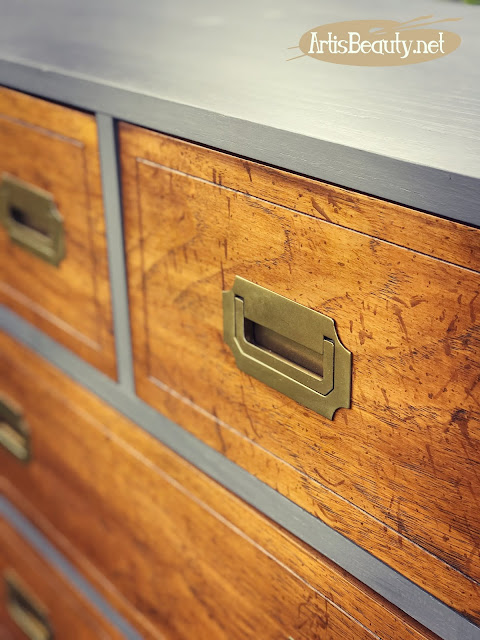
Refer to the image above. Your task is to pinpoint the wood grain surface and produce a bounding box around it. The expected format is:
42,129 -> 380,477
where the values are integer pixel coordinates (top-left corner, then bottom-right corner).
121,126 -> 479,273
120,124 -> 480,620
0,332 -> 438,640
0,514 -> 123,640
1,0 -> 480,225
0,87 -> 116,378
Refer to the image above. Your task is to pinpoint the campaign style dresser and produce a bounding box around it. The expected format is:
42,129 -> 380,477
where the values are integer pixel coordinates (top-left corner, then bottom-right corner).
0,1 -> 479,639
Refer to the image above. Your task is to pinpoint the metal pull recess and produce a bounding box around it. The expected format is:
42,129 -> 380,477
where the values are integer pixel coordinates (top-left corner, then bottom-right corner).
0,174 -> 65,266
223,277 -> 351,419
0,394 -> 31,461
5,572 -> 53,640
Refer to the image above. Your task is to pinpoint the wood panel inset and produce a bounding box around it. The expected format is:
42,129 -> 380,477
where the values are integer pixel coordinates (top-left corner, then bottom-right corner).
0,87 -> 116,378
120,123 -> 480,623
0,332 -> 437,640
0,515 -> 123,639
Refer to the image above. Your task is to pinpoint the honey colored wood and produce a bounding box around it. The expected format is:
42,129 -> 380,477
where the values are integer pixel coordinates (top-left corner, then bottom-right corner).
120,123 -> 480,618
0,515 -> 123,640
0,333 -> 438,640
120,125 -> 479,273
0,87 -> 116,378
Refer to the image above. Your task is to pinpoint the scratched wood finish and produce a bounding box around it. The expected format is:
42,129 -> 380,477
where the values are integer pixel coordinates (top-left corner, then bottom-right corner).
121,126 -> 479,272
0,87 -> 116,378
120,123 -> 480,619
0,516 -> 123,640
0,333 -> 438,640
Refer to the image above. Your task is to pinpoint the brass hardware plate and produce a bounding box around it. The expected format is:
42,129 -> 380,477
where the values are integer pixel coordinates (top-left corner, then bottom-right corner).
0,394 -> 30,461
223,277 -> 351,419
5,571 -> 53,640
0,174 -> 65,266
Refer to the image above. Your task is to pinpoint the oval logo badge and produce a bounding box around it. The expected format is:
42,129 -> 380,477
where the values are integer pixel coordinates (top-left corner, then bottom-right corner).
288,16 -> 462,66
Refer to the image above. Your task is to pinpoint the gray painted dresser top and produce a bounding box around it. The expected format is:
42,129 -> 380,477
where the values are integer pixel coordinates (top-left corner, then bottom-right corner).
0,0 -> 479,224
1,3 -> 480,640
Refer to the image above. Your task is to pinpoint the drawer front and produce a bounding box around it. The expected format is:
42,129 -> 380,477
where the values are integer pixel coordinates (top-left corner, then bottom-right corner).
0,514 -> 121,640
0,87 -> 116,378
0,333 -> 436,640
120,124 -> 480,620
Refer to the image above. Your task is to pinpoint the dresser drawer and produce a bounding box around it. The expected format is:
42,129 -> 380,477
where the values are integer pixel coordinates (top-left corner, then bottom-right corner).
0,87 -> 116,378
0,514 -> 121,640
0,332 -> 437,640
120,123 -> 480,622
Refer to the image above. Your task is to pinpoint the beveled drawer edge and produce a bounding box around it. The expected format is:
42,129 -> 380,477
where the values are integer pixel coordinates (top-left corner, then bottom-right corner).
1,307 -> 479,640
0,495 -> 142,640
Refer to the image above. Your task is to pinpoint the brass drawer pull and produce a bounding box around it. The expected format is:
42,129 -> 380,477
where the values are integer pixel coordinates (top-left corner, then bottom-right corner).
223,277 -> 351,419
0,394 -> 31,461
5,572 -> 53,640
0,174 -> 65,266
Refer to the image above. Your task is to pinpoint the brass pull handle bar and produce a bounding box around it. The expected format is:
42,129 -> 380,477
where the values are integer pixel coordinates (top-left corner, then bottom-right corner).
223,276 -> 351,420
0,394 -> 31,461
5,572 -> 53,640
0,174 -> 65,266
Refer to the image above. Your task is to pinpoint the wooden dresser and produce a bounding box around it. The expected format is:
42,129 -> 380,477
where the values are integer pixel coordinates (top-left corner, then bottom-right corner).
0,1 -> 479,639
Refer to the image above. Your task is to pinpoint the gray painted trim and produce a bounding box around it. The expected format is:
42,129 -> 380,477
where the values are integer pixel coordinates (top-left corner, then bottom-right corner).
96,113 -> 135,394
0,496 -> 144,640
0,60 -> 479,229
0,306 -> 479,640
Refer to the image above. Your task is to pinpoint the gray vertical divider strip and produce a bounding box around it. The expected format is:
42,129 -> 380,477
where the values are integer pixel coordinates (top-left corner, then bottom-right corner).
96,113 -> 135,394
0,307 -> 479,640
0,496 -> 144,640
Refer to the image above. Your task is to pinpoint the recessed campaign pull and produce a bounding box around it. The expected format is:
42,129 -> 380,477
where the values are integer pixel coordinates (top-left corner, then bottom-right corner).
0,394 -> 31,461
0,174 -> 65,266
223,277 -> 351,419
247,321 -> 327,377
236,296 -> 335,396
5,572 -> 53,640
